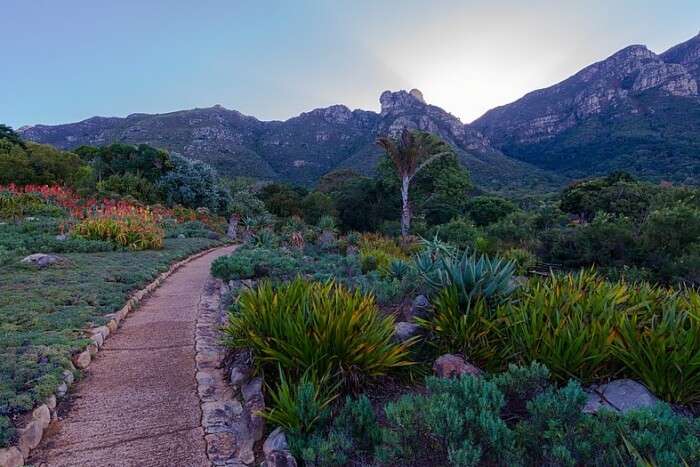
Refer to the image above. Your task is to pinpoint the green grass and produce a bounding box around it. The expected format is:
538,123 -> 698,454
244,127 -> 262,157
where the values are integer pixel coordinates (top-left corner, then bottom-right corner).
0,233 -> 220,447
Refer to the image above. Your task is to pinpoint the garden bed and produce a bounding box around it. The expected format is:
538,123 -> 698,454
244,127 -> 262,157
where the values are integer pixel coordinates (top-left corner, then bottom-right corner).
213,225 -> 700,466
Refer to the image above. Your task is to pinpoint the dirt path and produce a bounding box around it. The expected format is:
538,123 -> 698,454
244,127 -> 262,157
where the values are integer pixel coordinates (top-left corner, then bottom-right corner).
30,245 -> 237,467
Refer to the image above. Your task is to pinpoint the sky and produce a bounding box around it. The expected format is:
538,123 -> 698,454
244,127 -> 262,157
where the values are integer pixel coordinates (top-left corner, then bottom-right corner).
2,0 -> 700,128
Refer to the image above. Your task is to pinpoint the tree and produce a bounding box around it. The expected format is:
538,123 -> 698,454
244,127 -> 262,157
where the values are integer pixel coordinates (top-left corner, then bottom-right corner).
0,124 -> 25,148
376,130 -> 453,236
466,196 -> 517,226
158,154 -> 230,213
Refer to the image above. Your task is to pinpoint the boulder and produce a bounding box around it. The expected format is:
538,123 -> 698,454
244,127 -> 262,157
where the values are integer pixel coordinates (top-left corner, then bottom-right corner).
409,295 -> 430,319
55,234 -> 67,241
263,427 -> 289,456
393,322 -> 421,342
229,364 -> 250,387
433,354 -> 482,379
20,253 -> 61,268
584,379 -> 659,413
264,450 -> 297,467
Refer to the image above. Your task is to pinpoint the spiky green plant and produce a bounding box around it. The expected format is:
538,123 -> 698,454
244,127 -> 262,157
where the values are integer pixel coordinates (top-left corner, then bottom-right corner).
415,249 -> 517,304
505,270 -> 630,383
613,289 -> 700,404
417,286 -> 510,370
224,278 -> 415,391
381,259 -> 411,281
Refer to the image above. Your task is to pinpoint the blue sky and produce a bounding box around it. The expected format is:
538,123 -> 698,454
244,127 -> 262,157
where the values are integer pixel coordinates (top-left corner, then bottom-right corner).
2,0 -> 699,128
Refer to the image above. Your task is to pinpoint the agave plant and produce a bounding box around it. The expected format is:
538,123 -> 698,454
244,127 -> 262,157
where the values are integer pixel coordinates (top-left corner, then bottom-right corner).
382,259 -> 411,281
415,249 -> 517,304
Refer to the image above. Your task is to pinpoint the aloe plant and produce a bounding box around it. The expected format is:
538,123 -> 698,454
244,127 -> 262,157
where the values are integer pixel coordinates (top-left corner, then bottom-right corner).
415,248 -> 517,303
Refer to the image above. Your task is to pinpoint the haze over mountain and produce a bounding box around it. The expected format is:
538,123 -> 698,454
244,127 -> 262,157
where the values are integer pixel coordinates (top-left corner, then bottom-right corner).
19,33 -> 700,190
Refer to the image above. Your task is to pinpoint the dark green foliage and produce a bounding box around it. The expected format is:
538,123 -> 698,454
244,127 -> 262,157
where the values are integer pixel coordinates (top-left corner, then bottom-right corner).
301,192 -> 336,225
259,183 -> 307,218
97,173 -> 161,204
158,154 -> 230,214
466,195 -> 517,226
0,124 -> 25,148
560,172 -> 653,221
0,140 -> 91,188
332,176 -> 396,232
429,217 -> 481,250
74,143 -> 173,183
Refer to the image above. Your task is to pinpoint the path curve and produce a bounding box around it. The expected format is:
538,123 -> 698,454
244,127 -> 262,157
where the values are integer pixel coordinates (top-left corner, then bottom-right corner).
30,245 -> 237,467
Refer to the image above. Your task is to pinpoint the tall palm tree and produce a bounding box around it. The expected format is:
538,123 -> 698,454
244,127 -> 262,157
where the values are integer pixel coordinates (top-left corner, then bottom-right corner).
376,129 -> 452,237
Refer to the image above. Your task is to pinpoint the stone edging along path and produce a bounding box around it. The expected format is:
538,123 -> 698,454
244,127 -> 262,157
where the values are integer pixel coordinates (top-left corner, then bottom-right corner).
0,244 -> 234,467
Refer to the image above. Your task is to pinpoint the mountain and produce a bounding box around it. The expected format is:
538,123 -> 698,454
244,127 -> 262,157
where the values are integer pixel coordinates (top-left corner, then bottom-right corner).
18,90 -> 561,193
472,33 -> 700,184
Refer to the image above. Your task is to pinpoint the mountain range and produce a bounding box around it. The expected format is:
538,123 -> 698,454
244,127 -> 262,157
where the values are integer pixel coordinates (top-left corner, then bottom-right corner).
18,32 -> 700,192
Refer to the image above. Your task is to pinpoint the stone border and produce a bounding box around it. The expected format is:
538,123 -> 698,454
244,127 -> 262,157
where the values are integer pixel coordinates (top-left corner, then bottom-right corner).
0,244 -> 230,467
195,276 -> 265,466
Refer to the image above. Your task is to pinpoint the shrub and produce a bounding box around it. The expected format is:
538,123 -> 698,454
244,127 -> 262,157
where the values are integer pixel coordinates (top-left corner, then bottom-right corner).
286,364 -> 700,466
613,289 -> 700,404
415,249 -> 517,304
211,247 -> 297,280
501,247 -> 537,275
224,279 -> 414,391
72,215 -> 163,250
505,270 -> 627,383
0,192 -> 64,219
417,287 -> 509,370
466,195 -> 517,226
429,216 -> 481,250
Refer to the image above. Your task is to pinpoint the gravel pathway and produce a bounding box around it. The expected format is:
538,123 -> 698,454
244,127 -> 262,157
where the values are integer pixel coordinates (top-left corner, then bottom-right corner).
29,245 -> 237,467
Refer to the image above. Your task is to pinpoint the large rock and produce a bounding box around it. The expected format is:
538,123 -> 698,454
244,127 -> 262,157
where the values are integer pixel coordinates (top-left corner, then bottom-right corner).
584,379 -> 659,413
263,429 -> 297,467
393,322 -> 421,342
409,295 -> 430,319
20,253 -> 61,268
433,354 -> 482,379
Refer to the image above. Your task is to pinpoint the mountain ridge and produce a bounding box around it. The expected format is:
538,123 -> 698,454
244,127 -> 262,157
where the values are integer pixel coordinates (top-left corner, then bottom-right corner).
19,32 -> 700,189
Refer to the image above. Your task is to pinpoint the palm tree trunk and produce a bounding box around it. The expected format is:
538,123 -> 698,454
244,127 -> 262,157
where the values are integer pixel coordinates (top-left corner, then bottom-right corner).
401,176 -> 411,237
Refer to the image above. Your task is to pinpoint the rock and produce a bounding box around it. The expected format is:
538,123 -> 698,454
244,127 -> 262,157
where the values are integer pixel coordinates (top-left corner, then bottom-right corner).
584,379 -> 659,414
177,233 -> 186,239
73,350 -> 91,369
45,395 -> 57,410
242,377 -> 263,404
230,365 -> 250,387
393,322 -> 421,342
264,450 -> 297,467
263,427 -> 289,456
62,369 -> 74,385
33,404 -> 51,430
20,253 -> 61,268
409,295 -> 430,319
0,447 -> 23,467
433,354 -> 482,379
205,431 -> 238,463
56,382 -> 68,397
18,420 -> 43,457
55,234 -> 67,241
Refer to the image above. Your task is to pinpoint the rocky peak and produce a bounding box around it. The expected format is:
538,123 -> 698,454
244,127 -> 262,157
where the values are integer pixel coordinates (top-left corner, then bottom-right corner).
661,32 -> 700,81
380,89 -> 428,115
302,104 -> 354,124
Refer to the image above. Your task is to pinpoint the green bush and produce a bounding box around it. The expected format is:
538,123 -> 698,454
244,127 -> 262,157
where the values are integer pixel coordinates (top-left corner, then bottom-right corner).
285,364 -> 700,466
417,287 -> 509,370
211,246 -> 297,280
224,279 -> 414,391
504,270 -> 627,383
613,289 -> 700,404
